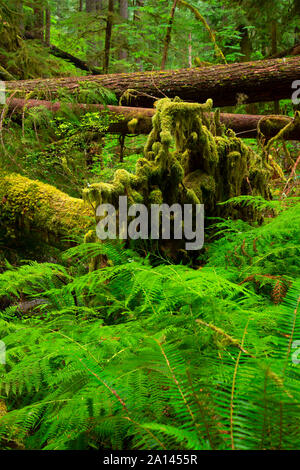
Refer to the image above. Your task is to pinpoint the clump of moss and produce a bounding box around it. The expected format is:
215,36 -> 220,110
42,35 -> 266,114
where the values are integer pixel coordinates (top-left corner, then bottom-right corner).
84,97 -> 271,255
0,172 -> 93,244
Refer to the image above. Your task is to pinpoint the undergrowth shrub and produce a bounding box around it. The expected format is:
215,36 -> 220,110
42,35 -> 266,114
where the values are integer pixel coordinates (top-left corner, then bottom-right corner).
0,199 -> 299,450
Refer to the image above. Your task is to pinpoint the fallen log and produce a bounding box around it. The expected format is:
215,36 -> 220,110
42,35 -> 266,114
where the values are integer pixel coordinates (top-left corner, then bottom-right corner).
24,32 -> 103,75
0,172 -> 93,244
269,42 -> 300,59
6,98 -> 300,140
49,44 -> 103,75
0,65 -> 15,81
5,56 -> 300,108
6,98 -> 155,135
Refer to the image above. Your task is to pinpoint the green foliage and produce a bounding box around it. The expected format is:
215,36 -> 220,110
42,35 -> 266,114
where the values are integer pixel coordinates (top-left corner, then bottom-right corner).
1,0 -> 300,77
0,1 -> 82,79
55,82 -> 118,106
0,0 -> 300,453
0,200 -> 299,450
0,86 -> 126,197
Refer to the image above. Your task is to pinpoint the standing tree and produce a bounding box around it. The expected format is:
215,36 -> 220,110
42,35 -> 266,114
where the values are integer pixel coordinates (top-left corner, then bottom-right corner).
119,0 -> 129,61
45,6 -> 51,46
103,0 -> 115,73
86,0 -> 96,12
161,0 -> 178,70
133,0 -> 144,70
32,1 -> 44,41
11,0 -> 24,33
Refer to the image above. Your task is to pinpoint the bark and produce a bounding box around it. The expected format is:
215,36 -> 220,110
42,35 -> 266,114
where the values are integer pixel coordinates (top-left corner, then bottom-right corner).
23,29 -> 102,74
239,26 -> 256,114
0,173 -> 93,244
6,98 -> 300,140
45,8 -> 51,46
271,20 -> 277,57
12,0 -> 24,33
0,65 -> 15,81
86,0 -> 96,12
133,0 -> 144,70
48,44 -> 102,74
295,25 -> 300,45
96,0 -> 103,11
103,0 -> 114,73
6,98 -> 155,135
240,26 -> 252,62
119,0 -> 128,19
188,33 -> 192,68
271,20 -> 280,114
269,42 -> 300,59
161,0 -> 178,70
86,0 -> 103,11
119,0 -> 129,61
5,56 -> 300,108
32,4 -> 44,41
134,0 -> 144,19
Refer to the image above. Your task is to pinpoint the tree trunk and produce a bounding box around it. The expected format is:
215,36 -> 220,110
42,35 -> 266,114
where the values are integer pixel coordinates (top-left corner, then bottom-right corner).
6,56 -> 300,109
96,0 -> 103,11
239,25 -> 256,114
12,0 -> 24,33
240,26 -> 252,62
269,42 -> 300,59
271,20 -> 280,114
161,0 -> 178,70
188,33 -> 192,68
0,65 -> 15,81
119,0 -> 129,61
86,0 -> 96,12
23,28 -> 102,74
45,8 -> 51,46
103,0 -> 114,73
119,0 -> 128,18
133,0 -> 144,70
32,3 -> 44,41
6,98 -> 300,141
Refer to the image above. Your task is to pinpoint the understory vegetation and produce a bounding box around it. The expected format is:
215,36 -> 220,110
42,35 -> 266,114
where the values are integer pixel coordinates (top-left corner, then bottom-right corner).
0,197 -> 299,450
0,0 -> 300,452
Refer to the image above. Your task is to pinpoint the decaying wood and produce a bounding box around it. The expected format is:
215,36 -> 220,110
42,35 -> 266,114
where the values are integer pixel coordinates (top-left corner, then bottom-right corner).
5,56 -> 300,107
0,172 -> 93,243
5,98 -> 300,140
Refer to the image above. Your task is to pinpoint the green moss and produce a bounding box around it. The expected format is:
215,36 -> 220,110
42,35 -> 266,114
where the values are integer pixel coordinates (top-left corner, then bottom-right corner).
149,189 -> 163,205
128,118 -> 138,133
0,172 -> 93,242
83,97 -> 270,255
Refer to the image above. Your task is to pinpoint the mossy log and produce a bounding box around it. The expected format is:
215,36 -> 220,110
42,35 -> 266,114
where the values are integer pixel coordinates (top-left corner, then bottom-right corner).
6,98 -> 300,140
5,56 -> 300,107
6,98 -> 155,135
0,99 -> 273,260
269,42 -> 300,59
0,65 -> 15,81
49,44 -> 103,75
0,173 -> 93,244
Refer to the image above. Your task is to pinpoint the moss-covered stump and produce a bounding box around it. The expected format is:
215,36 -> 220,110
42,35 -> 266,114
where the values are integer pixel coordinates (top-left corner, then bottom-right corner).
84,97 -> 271,214
0,173 -> 93,246
83,98 -> 271,257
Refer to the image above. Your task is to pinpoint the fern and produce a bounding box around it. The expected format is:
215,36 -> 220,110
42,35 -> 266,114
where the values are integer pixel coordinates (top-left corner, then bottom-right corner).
0,199 -> 299,450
